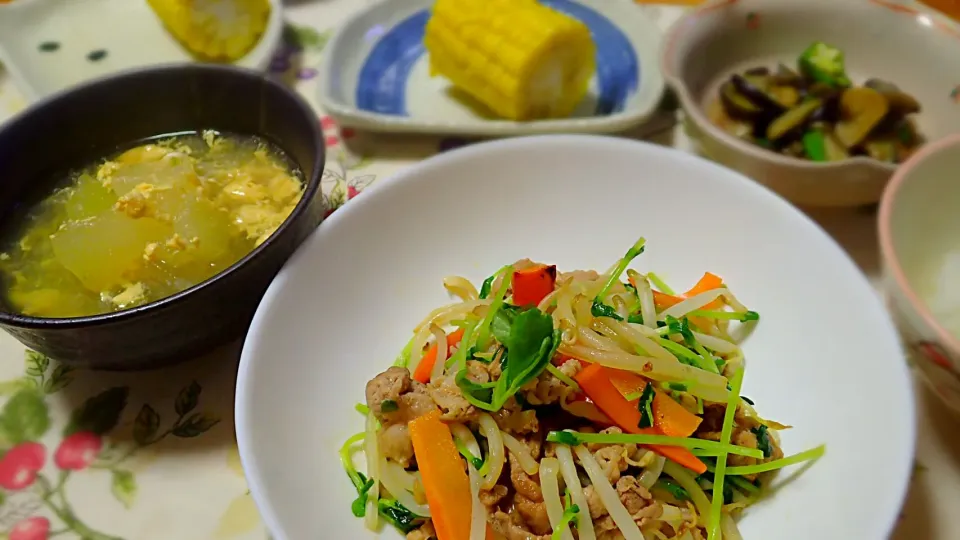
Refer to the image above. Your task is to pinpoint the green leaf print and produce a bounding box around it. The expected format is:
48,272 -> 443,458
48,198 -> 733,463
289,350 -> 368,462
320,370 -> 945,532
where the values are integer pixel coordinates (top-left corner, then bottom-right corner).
132,404 -> 161,445
0,378 -> 33,397
288,24 -> 332,51
24,350 -> 48,377
172,413 -> 219,438
64,386 -> 129,436
44,364 -> 74,394
175,380 -> 201,416
0,389 -> 49,443
111,469 -> 137,509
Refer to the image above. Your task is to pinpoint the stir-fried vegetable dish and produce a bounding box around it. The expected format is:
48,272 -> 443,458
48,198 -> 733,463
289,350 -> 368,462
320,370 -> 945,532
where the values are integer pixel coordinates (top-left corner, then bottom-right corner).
708,41 -> 924,164
344,238 -> 825,540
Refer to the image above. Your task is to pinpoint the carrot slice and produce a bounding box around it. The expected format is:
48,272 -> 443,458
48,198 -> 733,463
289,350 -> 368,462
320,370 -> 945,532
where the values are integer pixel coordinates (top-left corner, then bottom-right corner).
409,410 -> 475,540
512,264 -> 557,307
412,328 -> 466,383
575,364 -> 707,474
605,369 -> 702,438
651,272 -> 724,313
652,392 -> 702,438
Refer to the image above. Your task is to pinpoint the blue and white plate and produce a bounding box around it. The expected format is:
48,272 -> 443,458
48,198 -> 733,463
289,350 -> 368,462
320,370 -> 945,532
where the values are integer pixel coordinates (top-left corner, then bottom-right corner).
318,0 -> 665,136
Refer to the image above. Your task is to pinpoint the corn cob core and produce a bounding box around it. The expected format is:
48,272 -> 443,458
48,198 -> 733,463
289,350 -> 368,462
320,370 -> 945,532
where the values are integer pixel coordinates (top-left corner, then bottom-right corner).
147,0 -> 271,62
424,0 -> 597,121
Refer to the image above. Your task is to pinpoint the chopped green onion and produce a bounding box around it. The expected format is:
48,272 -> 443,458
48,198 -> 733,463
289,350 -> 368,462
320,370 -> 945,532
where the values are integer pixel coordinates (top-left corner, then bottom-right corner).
551,504 -> 580,540
592,237 -> 646,320
546,430 -> 763,459
473,267 -> 513,350
686,309 -> 760,322
663,461 -> 713,525
591,301 -> 623,320
701,459 -> 760,495
546,363 -> 580,392
665,316 -> 719,374
753,425 -> 773,458
478,271 -> 499,300
454,436 -> 484,470
656,336 -> 706,368
647,272 -> 675,295
637,383 -> 655,429
726,445 -> 826,476
596,237 -> 646,300
380,399 -> 398,413
355,403 -> 370,416
664,381 -> 688,392
378,499 -> 427,533
446,320 -> 479,370
707,367 -> 744,540
654,478 -> 689,501
339,432 -> 371,517
729,475 -> 760,495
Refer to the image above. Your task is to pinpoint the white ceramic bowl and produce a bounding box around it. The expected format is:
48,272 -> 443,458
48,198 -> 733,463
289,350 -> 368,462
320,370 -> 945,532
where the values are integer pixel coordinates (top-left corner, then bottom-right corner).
880,133 -> 960,413
236,136 -> 914,539
662,0 -> 960,207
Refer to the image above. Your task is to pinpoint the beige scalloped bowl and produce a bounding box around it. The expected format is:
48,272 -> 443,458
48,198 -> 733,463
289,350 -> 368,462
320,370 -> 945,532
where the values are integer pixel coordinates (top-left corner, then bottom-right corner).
662,0 -> 960,207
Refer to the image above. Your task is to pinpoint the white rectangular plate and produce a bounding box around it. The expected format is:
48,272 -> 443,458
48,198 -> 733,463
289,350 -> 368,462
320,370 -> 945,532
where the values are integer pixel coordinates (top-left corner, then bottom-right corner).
318,0 -> 666,136
0,0 -> 283,103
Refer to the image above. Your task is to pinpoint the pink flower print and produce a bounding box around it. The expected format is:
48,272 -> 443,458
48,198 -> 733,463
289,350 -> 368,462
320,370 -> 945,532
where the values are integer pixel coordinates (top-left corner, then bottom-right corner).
347,175 -> 376,201
0,442 -> 46,490
320,116 -> 356,148
8,517 -> 50,540
54,432 -> 102,471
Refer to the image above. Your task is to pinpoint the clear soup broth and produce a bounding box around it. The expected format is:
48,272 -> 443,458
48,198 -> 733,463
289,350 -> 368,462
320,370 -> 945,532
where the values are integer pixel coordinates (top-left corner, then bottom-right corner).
0,130 -> 304,318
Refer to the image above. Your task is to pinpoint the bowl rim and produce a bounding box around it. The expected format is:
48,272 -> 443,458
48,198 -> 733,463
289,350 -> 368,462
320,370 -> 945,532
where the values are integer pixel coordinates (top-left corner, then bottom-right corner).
659,0 -> 929,173
0,63 -> 324,329
878,132 -> 960,354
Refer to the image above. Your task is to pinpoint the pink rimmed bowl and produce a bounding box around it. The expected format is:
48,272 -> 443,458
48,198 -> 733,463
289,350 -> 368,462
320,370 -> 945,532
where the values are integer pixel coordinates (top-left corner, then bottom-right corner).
661,0 -> 960,207
880,133 -> 960,413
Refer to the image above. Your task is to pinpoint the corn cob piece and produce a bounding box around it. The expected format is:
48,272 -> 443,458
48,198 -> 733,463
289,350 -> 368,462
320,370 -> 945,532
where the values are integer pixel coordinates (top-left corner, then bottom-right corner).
147,0 -> 271,62
424,0 -> 596,121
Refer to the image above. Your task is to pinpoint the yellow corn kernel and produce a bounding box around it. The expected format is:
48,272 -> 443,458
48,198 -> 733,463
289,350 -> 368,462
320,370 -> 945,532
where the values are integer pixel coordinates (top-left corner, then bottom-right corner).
424,0 -> 596,121
147,0 -> 271,62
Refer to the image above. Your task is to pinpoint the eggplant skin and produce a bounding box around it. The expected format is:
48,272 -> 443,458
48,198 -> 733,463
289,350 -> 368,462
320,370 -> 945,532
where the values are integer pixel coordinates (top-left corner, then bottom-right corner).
710,50 -> 925,164
731,74 -> 785,115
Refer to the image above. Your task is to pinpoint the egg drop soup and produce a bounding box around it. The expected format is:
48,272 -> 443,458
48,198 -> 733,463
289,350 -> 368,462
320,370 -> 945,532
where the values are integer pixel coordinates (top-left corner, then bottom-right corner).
0,131 -> 304,318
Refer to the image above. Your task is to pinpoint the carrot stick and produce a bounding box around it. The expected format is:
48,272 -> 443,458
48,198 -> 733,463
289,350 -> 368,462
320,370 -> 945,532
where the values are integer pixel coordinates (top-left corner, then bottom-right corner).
512,264 -> 557,307
605,370 -> 702,438
686,272 -> 723,296
652,290 -> 685,309
409,410 -> 475,540
651,272 -> 724,312
575,364 -> 707,474
412,328 -> 466,383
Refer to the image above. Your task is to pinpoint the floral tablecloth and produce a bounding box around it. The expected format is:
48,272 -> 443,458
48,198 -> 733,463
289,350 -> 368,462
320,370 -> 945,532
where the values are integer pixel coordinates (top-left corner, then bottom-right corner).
0,1 -> 957,539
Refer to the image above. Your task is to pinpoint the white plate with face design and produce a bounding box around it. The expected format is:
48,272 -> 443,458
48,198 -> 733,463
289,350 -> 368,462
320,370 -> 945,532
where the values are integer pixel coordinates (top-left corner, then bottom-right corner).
0,0 -> 283,103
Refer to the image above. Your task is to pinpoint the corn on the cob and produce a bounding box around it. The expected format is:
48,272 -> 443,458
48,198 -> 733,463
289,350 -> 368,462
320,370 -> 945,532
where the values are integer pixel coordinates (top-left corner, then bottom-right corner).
424,0 -> 596,121
147,0 -> 271,62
